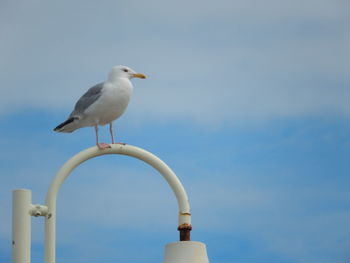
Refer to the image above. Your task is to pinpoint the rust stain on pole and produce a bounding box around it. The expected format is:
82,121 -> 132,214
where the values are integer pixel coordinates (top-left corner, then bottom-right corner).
178,223 -> 192,241
180,212 -> 191,216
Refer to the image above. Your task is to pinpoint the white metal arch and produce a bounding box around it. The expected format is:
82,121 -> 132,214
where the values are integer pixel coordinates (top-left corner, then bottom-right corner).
44,144 -> 192,263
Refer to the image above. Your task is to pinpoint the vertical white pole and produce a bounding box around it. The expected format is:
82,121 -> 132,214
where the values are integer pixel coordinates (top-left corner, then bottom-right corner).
12,189 -> 32,263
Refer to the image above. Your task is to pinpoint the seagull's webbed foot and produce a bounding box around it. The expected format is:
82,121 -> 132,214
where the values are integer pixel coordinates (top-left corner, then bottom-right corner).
114,142 -> 126,145
97,143 -> 111,149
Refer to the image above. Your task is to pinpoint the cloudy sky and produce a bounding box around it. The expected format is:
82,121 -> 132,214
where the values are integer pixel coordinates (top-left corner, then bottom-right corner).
1,0 -> 349,262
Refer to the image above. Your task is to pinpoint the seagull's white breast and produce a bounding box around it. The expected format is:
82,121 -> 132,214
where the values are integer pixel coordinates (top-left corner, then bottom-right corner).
84,78 -> 133,126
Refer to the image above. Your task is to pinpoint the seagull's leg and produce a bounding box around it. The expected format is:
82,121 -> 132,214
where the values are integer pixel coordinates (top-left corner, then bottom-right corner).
109,122 -> 115,144
110,122 -> 126,145
95,125 -> 111,149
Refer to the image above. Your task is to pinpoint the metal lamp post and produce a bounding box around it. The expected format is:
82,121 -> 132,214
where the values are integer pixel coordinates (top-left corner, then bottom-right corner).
12,144 -> 210,263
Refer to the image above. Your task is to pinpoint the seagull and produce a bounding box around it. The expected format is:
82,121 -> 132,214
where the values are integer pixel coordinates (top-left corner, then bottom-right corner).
54,65 -> 146,149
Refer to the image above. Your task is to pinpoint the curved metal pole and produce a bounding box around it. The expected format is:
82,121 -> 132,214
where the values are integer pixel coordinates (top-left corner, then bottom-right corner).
44,144 -> 191,263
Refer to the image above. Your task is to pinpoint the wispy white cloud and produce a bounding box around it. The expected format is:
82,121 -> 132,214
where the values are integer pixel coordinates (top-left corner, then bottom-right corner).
0,0 -> 349,125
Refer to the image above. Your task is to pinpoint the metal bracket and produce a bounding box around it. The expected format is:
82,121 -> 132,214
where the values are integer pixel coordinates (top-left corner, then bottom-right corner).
178,223 -> 192,241
29,204 -> 48,217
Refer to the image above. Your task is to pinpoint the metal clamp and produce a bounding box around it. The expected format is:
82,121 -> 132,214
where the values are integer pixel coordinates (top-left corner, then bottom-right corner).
29,204 -> 49,217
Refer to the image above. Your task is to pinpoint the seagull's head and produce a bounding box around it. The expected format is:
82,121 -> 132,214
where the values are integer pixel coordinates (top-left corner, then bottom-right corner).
109,65 -> 146,81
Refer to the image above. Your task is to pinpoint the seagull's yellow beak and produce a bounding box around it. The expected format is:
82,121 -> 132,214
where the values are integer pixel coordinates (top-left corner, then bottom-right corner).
133,73 -> 146,79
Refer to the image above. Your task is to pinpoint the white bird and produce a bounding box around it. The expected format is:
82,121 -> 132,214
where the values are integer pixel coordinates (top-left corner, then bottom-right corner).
54,65 -> 146,149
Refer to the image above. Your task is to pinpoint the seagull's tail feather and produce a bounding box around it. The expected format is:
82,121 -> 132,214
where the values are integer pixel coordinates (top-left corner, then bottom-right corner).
53,117 -> 79,133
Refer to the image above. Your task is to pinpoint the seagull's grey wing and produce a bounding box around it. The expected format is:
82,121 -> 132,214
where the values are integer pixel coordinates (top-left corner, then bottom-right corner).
70,82 -> 104,117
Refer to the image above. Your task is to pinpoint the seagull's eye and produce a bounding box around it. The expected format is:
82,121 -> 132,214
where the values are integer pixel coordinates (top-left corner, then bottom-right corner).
123,69 -> 129,72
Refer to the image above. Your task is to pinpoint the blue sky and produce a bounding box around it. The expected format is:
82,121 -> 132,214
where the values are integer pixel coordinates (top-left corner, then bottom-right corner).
1,0 -> 349,262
